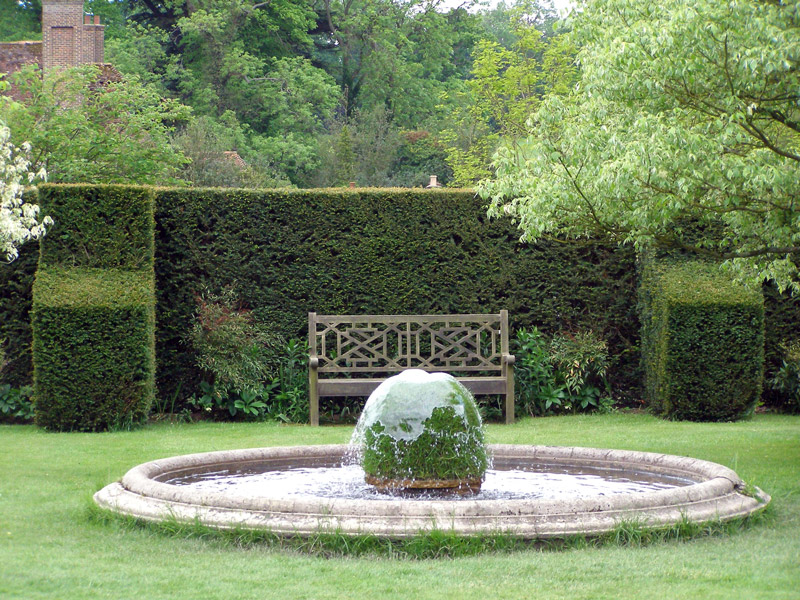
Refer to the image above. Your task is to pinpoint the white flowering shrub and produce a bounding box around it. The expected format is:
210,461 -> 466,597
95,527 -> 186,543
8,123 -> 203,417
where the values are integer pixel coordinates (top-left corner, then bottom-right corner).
1,122 -> 50,262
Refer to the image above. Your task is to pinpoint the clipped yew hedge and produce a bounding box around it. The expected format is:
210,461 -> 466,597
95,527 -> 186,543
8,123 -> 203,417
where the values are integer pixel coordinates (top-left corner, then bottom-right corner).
4,185 -> 796,419
31,185 -> 156,431
639,260 -> 764,421
32,267 -> 155,431
153,187 -> 640,402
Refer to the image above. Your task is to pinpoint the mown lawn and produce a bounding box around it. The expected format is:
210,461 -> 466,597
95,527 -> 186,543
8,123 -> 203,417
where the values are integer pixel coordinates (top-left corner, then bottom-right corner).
1,412 -> 798,600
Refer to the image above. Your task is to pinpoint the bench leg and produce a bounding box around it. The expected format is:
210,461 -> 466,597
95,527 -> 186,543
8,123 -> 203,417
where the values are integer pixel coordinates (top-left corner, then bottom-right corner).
505,369 -> 515,425
309,367 -> 319,426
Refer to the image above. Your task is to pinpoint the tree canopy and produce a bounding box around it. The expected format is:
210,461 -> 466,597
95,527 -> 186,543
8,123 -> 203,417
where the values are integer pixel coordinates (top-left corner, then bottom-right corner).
2,0 -> 573,187
481,0 -> 800,292
3,65 -> 191,185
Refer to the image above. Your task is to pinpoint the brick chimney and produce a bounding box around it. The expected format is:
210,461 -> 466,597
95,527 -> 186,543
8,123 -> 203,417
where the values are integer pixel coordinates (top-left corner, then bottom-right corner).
42,0 -> 104,72
425,175 -> 442,188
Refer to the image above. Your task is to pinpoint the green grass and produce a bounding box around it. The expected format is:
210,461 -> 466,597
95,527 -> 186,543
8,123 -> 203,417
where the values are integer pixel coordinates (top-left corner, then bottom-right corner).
1,412 -> 798,599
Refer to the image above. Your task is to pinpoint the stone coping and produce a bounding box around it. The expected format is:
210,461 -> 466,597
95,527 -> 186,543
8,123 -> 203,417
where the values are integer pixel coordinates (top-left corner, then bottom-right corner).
94,444 -> 769,539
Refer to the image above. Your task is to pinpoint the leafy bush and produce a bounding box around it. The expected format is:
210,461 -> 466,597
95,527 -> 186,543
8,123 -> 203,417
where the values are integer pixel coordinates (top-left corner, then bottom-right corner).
549,330 -> 611,412
0,383 -> 34,423
190,288 -> 284,395
189,319 -> 309,423
513,327 -> 612,417
188,289 -> 289,420
513,327 -> 562,416
768,341 -> 800,414
264,338 -> 309,423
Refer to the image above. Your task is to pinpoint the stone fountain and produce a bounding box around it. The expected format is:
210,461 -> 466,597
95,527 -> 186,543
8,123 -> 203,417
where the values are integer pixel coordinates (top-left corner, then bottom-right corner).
94,370 -> 769,540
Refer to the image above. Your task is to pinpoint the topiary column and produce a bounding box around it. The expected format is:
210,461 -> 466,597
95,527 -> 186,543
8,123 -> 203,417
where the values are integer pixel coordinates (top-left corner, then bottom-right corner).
31,184 -> 156,431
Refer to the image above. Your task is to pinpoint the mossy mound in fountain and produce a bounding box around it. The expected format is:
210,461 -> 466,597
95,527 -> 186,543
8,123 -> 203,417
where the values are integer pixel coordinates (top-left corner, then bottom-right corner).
353,370 -> 487,493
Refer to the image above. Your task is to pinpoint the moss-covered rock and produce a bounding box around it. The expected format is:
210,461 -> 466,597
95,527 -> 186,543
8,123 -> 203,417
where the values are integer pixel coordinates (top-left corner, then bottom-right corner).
353,370 -> 487,490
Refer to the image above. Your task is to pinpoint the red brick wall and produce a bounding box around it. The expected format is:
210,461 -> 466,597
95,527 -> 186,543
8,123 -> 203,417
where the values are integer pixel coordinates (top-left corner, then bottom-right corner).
0,41 -> 43,74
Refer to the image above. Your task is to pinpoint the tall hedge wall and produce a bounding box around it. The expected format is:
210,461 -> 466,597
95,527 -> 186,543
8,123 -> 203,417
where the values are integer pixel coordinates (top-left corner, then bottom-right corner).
31,185 -> 156,431
154,188 -> 641,402
4,185 -> 797,413
639,260 -> 764,421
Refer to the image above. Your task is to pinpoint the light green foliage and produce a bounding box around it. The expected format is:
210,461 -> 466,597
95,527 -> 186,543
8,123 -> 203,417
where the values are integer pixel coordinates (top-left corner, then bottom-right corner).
105,24 -> 172,87
111,0 -> 335,185
440,0 -> 576,186
3,65 -> 190,185
482,0 -> 800,292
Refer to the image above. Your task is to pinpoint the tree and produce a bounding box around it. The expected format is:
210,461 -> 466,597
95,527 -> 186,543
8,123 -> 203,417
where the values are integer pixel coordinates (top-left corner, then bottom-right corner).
440,0 -> 575,185
311,0 -> 483,127
481,0 -> 800,292
0,0 -> 40,42
3,65 -> 191,185
0,119 -> 50,262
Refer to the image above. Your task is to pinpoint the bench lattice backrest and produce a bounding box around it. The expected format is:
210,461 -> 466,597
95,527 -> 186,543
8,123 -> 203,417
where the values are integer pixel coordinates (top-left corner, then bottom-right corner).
308,311 -> 514,426
310,314 -> 506,375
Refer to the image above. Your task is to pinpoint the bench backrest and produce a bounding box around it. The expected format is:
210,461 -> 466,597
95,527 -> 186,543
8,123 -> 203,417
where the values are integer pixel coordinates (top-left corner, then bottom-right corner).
308,311 -> 510,375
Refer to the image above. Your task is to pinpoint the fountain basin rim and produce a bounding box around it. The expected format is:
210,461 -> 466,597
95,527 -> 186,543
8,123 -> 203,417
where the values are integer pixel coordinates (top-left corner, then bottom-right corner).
94,444 -> 769,538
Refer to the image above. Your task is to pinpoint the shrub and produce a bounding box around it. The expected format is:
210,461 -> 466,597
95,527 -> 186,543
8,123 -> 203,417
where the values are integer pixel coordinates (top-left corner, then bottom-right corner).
0,383 -> 34,423
32,267 -> 155,431
513,327 -> 611,416
190,288 -> 284,396
265,338 -> 309,423
768,341 -> 800,414
513,327 -> 562,416
639,260 -> 764,421
549,330 -> 611,412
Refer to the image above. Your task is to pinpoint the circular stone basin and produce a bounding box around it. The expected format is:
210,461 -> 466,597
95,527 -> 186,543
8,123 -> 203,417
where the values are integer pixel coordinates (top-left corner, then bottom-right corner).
94,444 -> 769,539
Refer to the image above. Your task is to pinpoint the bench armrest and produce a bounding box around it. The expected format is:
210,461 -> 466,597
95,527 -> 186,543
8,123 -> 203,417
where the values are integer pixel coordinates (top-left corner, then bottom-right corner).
502,353 -> 515,366
309,357 -> 319,369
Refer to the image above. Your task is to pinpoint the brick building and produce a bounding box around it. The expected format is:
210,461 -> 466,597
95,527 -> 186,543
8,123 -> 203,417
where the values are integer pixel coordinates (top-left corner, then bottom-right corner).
0,0 -> 106,75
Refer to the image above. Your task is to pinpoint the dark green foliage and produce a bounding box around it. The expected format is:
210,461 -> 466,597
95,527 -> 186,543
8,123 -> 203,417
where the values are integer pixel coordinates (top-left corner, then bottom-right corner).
190,288 -> 285,394
154,187 -> 640,404
0,235 -> 38,387
32,268 -> 156,431
639,260 -> 764,421
767,341 -> 800,414
31,185 -> 156,431
37,184 -> 155,269
0,383 -> 34,423
187,338 -> 309,423
763,279 -> 800,411
362,406 -> 487,481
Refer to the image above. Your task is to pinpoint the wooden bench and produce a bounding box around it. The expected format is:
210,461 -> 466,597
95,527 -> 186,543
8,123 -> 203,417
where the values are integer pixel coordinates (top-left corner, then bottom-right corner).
308,311 -> 515,426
